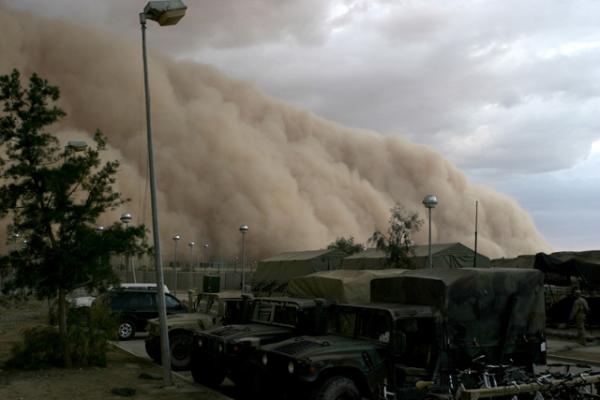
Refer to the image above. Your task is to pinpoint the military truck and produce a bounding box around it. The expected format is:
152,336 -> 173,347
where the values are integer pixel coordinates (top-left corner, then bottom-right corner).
189,296 -> 331,391
258,268 -> 548,400
144,290 -> 247,370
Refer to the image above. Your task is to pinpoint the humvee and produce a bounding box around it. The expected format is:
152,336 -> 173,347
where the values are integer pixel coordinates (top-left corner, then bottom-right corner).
258,268 -> 547,400
144,290 -> 247,370
189,296 -> 330,391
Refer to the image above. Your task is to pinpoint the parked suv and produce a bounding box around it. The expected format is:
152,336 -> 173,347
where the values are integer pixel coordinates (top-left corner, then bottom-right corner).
95,288 -> 187,340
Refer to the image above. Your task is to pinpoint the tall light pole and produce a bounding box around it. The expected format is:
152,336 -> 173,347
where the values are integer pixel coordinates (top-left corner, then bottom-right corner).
172,234 -> 181,295
203,242 -> 209,269
188,241 -> 195,273
120,213 -> 135,283
139,0 -> 187,386
422,195 -> 438,269
473,200 -> 479,268
239,224 -> 249,292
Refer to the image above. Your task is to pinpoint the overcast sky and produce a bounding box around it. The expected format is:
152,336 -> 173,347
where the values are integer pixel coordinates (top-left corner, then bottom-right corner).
5,0 -> 600,252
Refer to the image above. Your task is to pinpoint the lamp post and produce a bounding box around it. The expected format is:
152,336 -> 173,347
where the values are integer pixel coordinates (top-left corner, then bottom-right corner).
239,224 -> 249,292
120,213 -> 136,283
172,234 -> 181,295
139,0 -> 187,386
473,200 -> 479,268
422,195 -> 438,269
203,242 -> 209,269
188,241 -> 195,273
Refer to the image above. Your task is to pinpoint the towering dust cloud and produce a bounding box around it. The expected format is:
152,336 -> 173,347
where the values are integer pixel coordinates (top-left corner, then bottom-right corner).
0,6 -> 550,259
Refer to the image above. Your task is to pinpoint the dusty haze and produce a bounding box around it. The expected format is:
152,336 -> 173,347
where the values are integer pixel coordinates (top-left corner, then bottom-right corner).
0,6 -> 550,260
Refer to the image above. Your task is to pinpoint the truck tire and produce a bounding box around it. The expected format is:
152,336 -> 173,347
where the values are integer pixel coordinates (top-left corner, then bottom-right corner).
312,376 -> 360,400
144,340 -> 161,363
118,319 -> 136,340
190,355 -> 226,388
169,332 -> 193,370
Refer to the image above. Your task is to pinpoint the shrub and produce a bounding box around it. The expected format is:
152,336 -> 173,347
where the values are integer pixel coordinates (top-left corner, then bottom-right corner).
6,304 -> 117,369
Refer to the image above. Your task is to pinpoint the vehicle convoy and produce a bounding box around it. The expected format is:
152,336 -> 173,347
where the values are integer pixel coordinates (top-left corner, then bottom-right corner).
94,287 -> 186,340
144,290 -> 247,370
258,268 -> 553,400
189,296 -> 331,392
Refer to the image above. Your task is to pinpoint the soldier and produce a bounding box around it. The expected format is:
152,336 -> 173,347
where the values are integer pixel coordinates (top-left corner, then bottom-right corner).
570,290 -> 589,346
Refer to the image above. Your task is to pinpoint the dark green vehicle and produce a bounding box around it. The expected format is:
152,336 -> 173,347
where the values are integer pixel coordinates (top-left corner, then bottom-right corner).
258,268 -> 547,400
144,290 -> 248,370
189,296 -> 330,391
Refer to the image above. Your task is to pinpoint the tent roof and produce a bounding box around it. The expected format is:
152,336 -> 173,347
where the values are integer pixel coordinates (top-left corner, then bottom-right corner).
260,249 -> 344,262
344,243 -> 475,259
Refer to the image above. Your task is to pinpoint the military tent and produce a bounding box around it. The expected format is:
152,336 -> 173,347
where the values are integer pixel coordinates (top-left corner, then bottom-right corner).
252,249 -> 348,296
287,269 -> 408,304
341,242 -> 490,270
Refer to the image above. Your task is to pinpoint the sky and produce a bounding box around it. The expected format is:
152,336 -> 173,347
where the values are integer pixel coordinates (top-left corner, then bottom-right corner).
3,0 -> 599,252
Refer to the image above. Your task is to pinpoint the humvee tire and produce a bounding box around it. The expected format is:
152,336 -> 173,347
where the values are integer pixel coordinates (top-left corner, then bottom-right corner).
191,355 -> 226,388
311,376 -> 360,400
170,332 -> 193,371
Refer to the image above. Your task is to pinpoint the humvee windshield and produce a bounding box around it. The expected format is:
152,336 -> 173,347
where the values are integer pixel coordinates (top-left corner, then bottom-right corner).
251,301 -> 299,327
196,294 -> 219,315
328,307 -> 392,343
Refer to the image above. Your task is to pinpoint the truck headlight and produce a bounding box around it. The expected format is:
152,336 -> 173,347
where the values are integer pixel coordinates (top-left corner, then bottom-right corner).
262,354 -> 268,366
287,361 -> 295,374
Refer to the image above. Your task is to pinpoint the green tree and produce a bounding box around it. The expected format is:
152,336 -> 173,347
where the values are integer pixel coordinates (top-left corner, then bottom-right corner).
0,69 -> 146,367
327,236 -> 365,255
368,204 -> 423,267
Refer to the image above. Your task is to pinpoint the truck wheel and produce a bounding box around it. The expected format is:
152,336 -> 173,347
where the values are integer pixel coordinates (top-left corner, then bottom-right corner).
312,376 -> 360,400
118,319 -> 136,340
190,356 -> 226,388
144,340 -> 161,363
170,332 -> 193,370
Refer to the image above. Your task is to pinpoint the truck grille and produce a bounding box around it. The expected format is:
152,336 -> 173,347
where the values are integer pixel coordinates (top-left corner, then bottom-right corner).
273,339 -> 322,355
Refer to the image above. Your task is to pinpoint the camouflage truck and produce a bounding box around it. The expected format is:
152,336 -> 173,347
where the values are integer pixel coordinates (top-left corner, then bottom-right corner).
258,268 -> 548,400
189,296 -> 331,391
144,290 -> 248,370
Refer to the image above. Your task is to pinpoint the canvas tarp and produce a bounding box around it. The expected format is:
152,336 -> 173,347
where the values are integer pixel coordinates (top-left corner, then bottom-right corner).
253,249 -> 348,295
371,268 -> 545,362
341,242 -> 490,270
287,269 -> 409,304
534,252 -> 600,288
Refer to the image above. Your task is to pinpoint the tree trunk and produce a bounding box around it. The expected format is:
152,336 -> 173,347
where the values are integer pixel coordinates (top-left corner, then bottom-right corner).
58,288 -> 72,367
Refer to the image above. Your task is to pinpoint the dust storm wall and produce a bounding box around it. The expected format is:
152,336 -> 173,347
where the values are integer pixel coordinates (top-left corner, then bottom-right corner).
0,6 -> 550,259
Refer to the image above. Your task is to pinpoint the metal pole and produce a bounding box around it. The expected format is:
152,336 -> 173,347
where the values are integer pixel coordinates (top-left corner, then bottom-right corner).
173,239 -> 178,296
140,13 -> 171,386
474,200 -> 479,268
428,207 -> 433,269
241,232 -> 246,292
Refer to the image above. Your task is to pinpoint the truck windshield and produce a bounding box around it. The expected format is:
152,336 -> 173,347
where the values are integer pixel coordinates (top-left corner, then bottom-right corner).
328,308 -> 391,343
252,301 -> 299,327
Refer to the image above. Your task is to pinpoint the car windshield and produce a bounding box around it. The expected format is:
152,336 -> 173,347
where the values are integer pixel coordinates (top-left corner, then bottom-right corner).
251,301 -> 299,327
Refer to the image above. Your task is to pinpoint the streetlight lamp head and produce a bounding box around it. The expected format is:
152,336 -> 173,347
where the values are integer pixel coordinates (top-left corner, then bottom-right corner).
96,226 -> 105,232
172,234 -> 181,241
120,212 -> 133,224
423,195 -> 438,209
66,140 -> 88,152
239,224 -> 249,233
188,241 -> 195,248
143,0 -> 187,26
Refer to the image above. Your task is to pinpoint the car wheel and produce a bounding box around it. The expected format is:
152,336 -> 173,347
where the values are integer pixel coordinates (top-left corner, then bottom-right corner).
311,376 -> 360,400
170,332 -> 193,370
118,319 -> 136,340
190,354 -> 226,388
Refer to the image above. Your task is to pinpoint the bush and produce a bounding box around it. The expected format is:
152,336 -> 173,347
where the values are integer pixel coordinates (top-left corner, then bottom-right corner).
6,304 -> 118,369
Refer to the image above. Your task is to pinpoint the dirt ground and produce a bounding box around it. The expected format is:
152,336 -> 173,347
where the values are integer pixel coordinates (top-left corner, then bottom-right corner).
0,297 -> 228,400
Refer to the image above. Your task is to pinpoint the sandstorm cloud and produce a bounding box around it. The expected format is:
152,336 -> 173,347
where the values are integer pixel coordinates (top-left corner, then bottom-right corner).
0,6 -> 549,259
